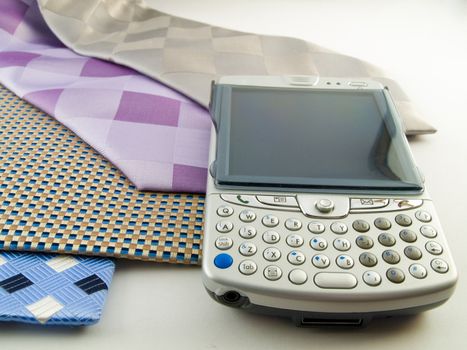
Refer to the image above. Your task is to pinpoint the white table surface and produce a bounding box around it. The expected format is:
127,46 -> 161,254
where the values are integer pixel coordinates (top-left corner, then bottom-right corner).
2,0 -> 467,349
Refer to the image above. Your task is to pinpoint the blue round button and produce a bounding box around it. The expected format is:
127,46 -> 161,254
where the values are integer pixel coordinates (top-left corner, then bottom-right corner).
214,253 -> 233,269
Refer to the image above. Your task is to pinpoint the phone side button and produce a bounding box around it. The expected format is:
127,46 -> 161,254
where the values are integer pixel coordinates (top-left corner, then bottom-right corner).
314,273 -> 357,289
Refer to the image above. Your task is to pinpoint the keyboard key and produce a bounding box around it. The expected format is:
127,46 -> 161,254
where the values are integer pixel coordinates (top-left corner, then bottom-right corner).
359,252 -> 378,267
352,219 -> 370,232
386,268 -> 405,283
314,273 -> 357,289
239,242 -> 257,256
239,209 -> 256,222
395,214 -> 412,227
262,214 -> 279,227
308,221 -> 325,234
239,260 -> 257,275
216,220 -> 233,233
399,229 -> 417,243
263,231 -> 280,244
374,217 -> 391,230
215,237 -> 233,250
312,254 -> 330,268
214,253 -> 233,269
217,205 -> 233,217
264,265 -> 282,281
288,269 -> 308,285
310,237 -> 328,251
336,255 -> 354,269
331,222 -> 348,234
263,247 -> 281,261
287,250 -> 305,265
285,218 -> 302,231
356,235 -> 374,249
363,271 -> 382,286
239,226 -> 257,239
404,246 -> 422,260
286,234 -> 304,247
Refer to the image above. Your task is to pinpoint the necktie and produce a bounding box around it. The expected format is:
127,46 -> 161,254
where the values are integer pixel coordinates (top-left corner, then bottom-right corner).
0,251 -> 114,325
0,84 -> 203,264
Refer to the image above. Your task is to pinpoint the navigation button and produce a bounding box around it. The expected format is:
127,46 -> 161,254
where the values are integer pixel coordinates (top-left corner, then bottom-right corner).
394,199 -> 423,210
256,195 -> 299,208
350,198 -> 389,210
316,199 -> 334,213
314,273 -> 357,289
221,194 -> 257,206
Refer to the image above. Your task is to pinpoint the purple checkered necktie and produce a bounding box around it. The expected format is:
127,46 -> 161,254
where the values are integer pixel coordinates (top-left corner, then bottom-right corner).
0,0 -> 210,193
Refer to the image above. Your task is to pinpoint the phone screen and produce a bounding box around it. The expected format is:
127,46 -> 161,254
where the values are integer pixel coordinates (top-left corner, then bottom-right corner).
215,86 -> 423,191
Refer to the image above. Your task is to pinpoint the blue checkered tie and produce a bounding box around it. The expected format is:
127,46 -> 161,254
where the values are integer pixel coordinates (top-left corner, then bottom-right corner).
0,251 -> 114,325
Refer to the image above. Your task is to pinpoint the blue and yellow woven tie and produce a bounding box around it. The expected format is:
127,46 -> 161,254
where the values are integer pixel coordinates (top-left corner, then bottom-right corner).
0,251 -> 114,325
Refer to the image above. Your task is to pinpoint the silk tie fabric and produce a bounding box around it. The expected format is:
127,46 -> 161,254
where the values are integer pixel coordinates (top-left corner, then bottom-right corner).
0,251 -> 114,326
0,84 -> 203,264
37,0 -> 435,137
0,0 -> 210,193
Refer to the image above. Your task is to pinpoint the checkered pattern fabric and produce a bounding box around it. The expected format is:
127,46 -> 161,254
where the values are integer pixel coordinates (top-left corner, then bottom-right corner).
0,0 -> 211,193
0,251 -> 114,325
0,84 -> 204,264
37,0 -> 435,137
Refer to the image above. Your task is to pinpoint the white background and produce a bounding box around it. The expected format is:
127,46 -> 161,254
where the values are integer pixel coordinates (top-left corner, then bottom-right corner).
2,0 -> 467,349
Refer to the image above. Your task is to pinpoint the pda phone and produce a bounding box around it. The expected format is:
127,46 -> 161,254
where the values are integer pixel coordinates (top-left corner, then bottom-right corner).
201,76 -> 457,326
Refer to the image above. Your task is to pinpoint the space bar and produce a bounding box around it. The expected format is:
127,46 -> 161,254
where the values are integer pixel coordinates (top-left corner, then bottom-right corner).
314,273 -> 357,289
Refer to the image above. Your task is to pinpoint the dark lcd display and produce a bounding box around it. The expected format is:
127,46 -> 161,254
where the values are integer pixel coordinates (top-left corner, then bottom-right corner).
215,86 -> 422,191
